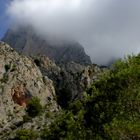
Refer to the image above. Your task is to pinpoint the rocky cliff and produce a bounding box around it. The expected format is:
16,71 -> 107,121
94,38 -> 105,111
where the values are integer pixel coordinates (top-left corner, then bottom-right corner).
33,55 -> 105,108
0,42 -> 58,139
2,26 -> 92,65
0,41 -> 106,139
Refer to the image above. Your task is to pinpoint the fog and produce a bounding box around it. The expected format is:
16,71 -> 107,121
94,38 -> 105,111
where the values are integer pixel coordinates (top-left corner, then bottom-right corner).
7,0 -> 140,65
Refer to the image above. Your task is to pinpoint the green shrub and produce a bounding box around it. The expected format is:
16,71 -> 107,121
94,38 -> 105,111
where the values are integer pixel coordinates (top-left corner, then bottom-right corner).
14,129 -> 37,140
34,59 -> 41,67
23,115 -> 32,123
84,55 -> 140,139
69,100 -> 83,114
41,54 -> 140,140
41,111 -> 86,140
4,64 -> 10,72
26,97 -> 43,117
11,64 -> 17,72
56,87 -> 72,108
0,74 -> 8,83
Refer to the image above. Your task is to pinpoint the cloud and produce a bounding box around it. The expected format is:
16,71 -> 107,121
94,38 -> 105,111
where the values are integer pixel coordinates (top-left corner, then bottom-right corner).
7,0 -> 140,65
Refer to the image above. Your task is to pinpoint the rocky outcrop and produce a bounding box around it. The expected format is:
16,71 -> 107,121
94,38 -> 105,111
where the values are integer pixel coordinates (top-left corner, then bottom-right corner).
0,39 -> 107,139
3,26 -> 92,65
33,55 -> 106,108
0,42 -> 58,139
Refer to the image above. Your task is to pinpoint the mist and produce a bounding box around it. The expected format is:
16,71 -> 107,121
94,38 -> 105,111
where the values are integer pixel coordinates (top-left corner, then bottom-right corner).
7,0 -> 140,65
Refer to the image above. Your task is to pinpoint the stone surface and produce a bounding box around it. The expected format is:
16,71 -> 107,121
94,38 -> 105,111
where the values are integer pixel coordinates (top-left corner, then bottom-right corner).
0,42 -> 58,139
34,55 -> 106,106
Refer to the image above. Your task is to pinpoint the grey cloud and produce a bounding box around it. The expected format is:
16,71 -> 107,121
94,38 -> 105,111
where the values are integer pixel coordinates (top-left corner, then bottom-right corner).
7,0 -> 140,65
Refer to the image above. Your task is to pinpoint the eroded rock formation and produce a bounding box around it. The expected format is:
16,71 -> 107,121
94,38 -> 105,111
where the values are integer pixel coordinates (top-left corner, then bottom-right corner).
0,42 -> 58,138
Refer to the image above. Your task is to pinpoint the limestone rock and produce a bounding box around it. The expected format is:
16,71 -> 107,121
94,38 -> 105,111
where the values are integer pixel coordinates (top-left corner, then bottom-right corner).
34,55 -> 106,107
0,42 -> 58,138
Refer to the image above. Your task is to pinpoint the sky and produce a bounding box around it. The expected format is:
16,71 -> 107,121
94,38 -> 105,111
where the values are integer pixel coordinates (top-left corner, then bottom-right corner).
0,0 -> 10,38
1,0 -> 140,64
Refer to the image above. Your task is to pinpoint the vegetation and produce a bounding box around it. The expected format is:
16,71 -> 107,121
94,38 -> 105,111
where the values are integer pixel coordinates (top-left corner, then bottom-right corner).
14,129 -> 37,140
34,58 -> 41,67
23,115 -> 32,123
41,55 -> 140,139
56,87 -> 72,108
11,54 -> 140,140
26,97 -> 43,117
10,64 -> 17,72
4,64 -> 10,72
0,64 -> 16,83
41,110 -> 85,140
0,74 -> 8,83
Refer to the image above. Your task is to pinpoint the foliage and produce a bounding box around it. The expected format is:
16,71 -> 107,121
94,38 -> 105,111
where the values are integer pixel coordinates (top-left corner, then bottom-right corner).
41,55 -> 140,140
23,115 -> 32,123
26,97 -> 43,117
56,86 -> 72,108
10,64 -> 17,72
14,129 -> 37,140
4,64 -> 10,72
0,74 -> 8,83
34,59 -> 41,67
41,110 -> 86,140
84,55 -> 140,139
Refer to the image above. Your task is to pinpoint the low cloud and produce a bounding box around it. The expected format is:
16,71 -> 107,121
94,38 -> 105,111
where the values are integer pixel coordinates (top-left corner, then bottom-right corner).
7,0 -> 140,65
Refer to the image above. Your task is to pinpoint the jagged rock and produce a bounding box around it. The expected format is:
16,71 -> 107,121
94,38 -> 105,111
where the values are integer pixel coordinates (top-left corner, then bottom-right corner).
33,55 -> 106,108
0,42 -> 58,138
0,38 -> 107,139
3,26 -> 92,65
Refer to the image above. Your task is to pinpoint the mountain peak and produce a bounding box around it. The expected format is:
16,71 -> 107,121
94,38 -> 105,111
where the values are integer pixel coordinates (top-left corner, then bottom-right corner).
2,26 -> 92,65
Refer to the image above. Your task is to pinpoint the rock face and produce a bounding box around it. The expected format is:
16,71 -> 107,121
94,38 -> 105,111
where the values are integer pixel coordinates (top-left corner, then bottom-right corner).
3,26 -> 92,65
34,55 -> 105,108
0,42 -> 58,138
0,41 -> 107,139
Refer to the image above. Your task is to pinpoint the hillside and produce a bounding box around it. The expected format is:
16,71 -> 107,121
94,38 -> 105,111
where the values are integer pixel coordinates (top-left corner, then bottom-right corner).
33,55 -> 104,108
38,54 -> 140,140
0,42 -> 58,139
0,41 -> 102,139
42,55 -> 140,140
0,41 -> 140,140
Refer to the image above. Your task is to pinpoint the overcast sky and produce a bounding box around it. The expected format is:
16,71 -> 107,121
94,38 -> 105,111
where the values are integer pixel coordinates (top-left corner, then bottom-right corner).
3,0 -> 140,64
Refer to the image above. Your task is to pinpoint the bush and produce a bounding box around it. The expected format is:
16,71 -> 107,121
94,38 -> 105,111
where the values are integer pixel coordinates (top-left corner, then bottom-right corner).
4,64 -> 10,72
34,59 -> 41,67
41,111 -> 86,140
41,55 -> 140,140
11,64 -> 17,72
26,97 -> 43,117
23,115 -> 32,123
84,55 -> 140,139
56,87 -> 72,108
14,129 -> 37,140
0,74 -> 8,83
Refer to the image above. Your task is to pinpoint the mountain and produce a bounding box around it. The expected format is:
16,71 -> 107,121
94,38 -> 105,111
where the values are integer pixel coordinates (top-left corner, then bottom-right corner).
0,41 -> 139,140
0,41 -> 103,139
0,42 -> 58,139
40,54 -> 140,140
33,55 -> 104,108
2,26 -> 92,65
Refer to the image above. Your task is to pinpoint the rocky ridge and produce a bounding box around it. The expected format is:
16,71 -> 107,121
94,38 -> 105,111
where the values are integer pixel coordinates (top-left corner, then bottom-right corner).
0,42 -> 58,139
3,26 -> 92,65
0,41 -> 106,139
33,55 -> 106,107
